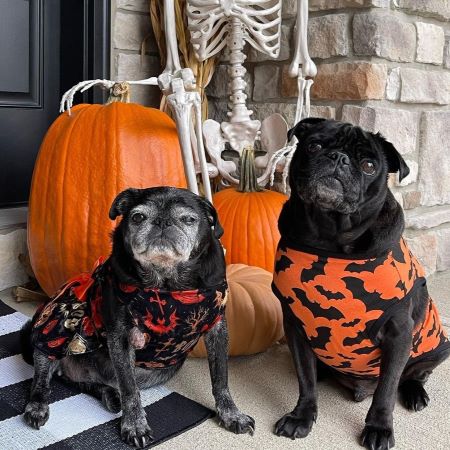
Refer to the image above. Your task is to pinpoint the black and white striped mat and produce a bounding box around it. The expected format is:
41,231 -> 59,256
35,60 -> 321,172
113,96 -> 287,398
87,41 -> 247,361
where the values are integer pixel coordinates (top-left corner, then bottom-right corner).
0,299 -> 214,449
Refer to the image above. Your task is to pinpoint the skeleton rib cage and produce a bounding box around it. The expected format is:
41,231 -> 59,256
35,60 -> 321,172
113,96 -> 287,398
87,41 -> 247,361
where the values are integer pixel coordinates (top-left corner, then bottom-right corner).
187,0 -> 281,61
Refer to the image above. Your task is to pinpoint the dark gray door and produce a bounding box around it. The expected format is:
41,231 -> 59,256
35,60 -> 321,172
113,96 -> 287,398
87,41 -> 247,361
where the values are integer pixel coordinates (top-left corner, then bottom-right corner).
0,0 -> 60,207
0,0 -> 110,207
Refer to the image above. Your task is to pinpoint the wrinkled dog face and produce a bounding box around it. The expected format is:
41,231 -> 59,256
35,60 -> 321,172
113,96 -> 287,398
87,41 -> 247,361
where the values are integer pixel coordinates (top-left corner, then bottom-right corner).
288,118 -> 409,214
127,202 -> 200,267
109,187 -> 218,269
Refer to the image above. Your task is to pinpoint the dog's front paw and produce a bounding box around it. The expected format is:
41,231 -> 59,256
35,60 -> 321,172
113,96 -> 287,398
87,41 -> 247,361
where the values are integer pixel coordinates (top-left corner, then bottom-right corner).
400,380 -> 429,412
217,408 -> 255,435
360,425 -> 394,450
120,414 -> 154,448
274,408 -> 316,440
24,401 -> 49,429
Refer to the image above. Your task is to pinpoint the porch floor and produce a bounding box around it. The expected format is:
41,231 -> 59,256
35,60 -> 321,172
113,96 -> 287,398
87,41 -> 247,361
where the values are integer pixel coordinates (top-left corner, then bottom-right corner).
1,271 -> 449,450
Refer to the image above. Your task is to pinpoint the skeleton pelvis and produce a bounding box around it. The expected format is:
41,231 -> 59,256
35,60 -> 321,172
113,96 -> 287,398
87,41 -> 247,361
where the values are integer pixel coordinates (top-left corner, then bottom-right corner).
221,120 -> 261,153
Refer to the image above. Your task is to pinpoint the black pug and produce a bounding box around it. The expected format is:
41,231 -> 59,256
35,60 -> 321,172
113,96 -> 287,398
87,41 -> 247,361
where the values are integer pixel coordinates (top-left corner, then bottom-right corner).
272,118 -> 450,450
22,187 -> 254,448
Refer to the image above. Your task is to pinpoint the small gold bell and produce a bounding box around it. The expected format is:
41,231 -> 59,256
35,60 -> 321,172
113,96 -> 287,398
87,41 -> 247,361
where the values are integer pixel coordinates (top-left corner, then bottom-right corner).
68,336 -> 87,354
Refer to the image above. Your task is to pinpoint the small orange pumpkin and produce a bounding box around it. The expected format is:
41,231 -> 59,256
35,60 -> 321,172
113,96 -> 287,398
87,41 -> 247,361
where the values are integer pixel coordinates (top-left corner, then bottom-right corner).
190,264 -> 284,356
213,148 -> 288,272
28,95 -> 186,296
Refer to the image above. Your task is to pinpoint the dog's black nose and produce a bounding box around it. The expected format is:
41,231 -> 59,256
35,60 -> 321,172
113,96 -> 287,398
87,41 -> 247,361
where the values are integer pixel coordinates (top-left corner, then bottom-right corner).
328,151 -> 350,166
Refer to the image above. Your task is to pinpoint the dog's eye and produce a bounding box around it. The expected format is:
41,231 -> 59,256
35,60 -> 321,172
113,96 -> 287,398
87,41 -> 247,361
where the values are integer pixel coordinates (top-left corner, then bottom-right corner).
307,143 -> 322,153
181,216 -> 196,225
131,213 -> 146,224
361,160 -> 376,175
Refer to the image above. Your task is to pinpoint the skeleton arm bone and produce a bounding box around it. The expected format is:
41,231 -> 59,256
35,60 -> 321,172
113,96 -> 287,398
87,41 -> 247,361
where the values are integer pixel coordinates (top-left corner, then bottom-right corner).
289,0 -> 317,78
163,0 -> 182,73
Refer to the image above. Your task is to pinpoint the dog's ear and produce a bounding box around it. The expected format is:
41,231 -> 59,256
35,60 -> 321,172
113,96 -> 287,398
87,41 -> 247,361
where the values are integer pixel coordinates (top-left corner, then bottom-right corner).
109,188 -> 142,220
373,132 -> 410,182
288,117 -> 327,142
199,197 -> 224,239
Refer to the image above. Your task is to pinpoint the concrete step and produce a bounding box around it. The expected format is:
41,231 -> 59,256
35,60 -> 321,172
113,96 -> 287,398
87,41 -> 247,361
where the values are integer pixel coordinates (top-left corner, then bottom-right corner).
0,207 -> 29,290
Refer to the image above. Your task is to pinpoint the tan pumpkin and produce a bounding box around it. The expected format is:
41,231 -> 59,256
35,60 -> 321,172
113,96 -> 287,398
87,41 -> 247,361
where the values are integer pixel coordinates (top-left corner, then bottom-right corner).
191,264 -> 284,356
28,94 -> 186,296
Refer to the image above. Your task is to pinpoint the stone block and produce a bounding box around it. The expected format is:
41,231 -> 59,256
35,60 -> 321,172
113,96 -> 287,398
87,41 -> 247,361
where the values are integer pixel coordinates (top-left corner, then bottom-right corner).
117,53 -> 160,80
310,0 -> 389,10
116,0 -> 149,12
386,68 -> 401,101
397,0 -> 450,21
114,12 -> 154,52
309,106 -> 336,119
444,33 -> 450,69
207,100 -> 229,124
404,233 -> 437,276
308,14 -> 349,59
415,22 -> 445,65
282,0 -> 297,17
250,103 -> 297,126
206,66 -> 229,99
436,228 -> 450,271
399,69 -> 450,104
116,53 -> 161,106
245,103 -> 337,126
353,12 -> 415,62
253,65 -> 280,101
341,105 -> 419,156
393,191 -> 404,209
309,62 -> 387,100
402,191 -> 421,210
405,206 -> 450,229
418,111 -> 450,206
0,228 -> 29,291
248,24 -> 292,62
281,66 -> 298,98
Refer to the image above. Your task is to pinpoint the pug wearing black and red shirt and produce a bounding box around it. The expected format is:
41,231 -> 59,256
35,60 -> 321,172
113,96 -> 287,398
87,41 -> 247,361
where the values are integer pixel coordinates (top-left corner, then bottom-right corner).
22,187 -> 254,448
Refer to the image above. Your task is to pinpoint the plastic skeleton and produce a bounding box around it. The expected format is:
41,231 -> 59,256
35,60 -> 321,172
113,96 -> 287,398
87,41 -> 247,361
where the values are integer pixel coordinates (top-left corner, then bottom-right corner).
188,0 -> 317,190
59,0 -> 317,199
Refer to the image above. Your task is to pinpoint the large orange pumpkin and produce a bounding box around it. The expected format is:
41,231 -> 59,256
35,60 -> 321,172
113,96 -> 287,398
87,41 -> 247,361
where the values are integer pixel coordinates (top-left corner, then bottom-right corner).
213,147 -> 288,272
28,101 -> 186,296
191,264 -> 284,356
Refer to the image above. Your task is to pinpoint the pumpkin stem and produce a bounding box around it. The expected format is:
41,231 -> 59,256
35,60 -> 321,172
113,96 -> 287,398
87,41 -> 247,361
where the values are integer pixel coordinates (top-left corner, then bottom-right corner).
107,82 -> 131,104
238,146 -> 262,193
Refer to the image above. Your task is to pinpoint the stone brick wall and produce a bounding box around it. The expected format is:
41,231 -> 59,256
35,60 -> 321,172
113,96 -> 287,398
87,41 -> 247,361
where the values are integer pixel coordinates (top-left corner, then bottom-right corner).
111,0 -> 161,106
207,1 -> 450,275
110,1 -> 450,275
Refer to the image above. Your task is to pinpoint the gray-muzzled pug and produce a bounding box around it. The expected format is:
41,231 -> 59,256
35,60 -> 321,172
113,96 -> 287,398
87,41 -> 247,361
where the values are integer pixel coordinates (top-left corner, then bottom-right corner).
22,187 -> 255,448
272,118 -> 450,449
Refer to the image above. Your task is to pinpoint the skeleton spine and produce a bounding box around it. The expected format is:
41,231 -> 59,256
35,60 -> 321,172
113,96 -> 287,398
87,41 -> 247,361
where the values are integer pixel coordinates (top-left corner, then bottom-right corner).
227,17 -> 252,123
